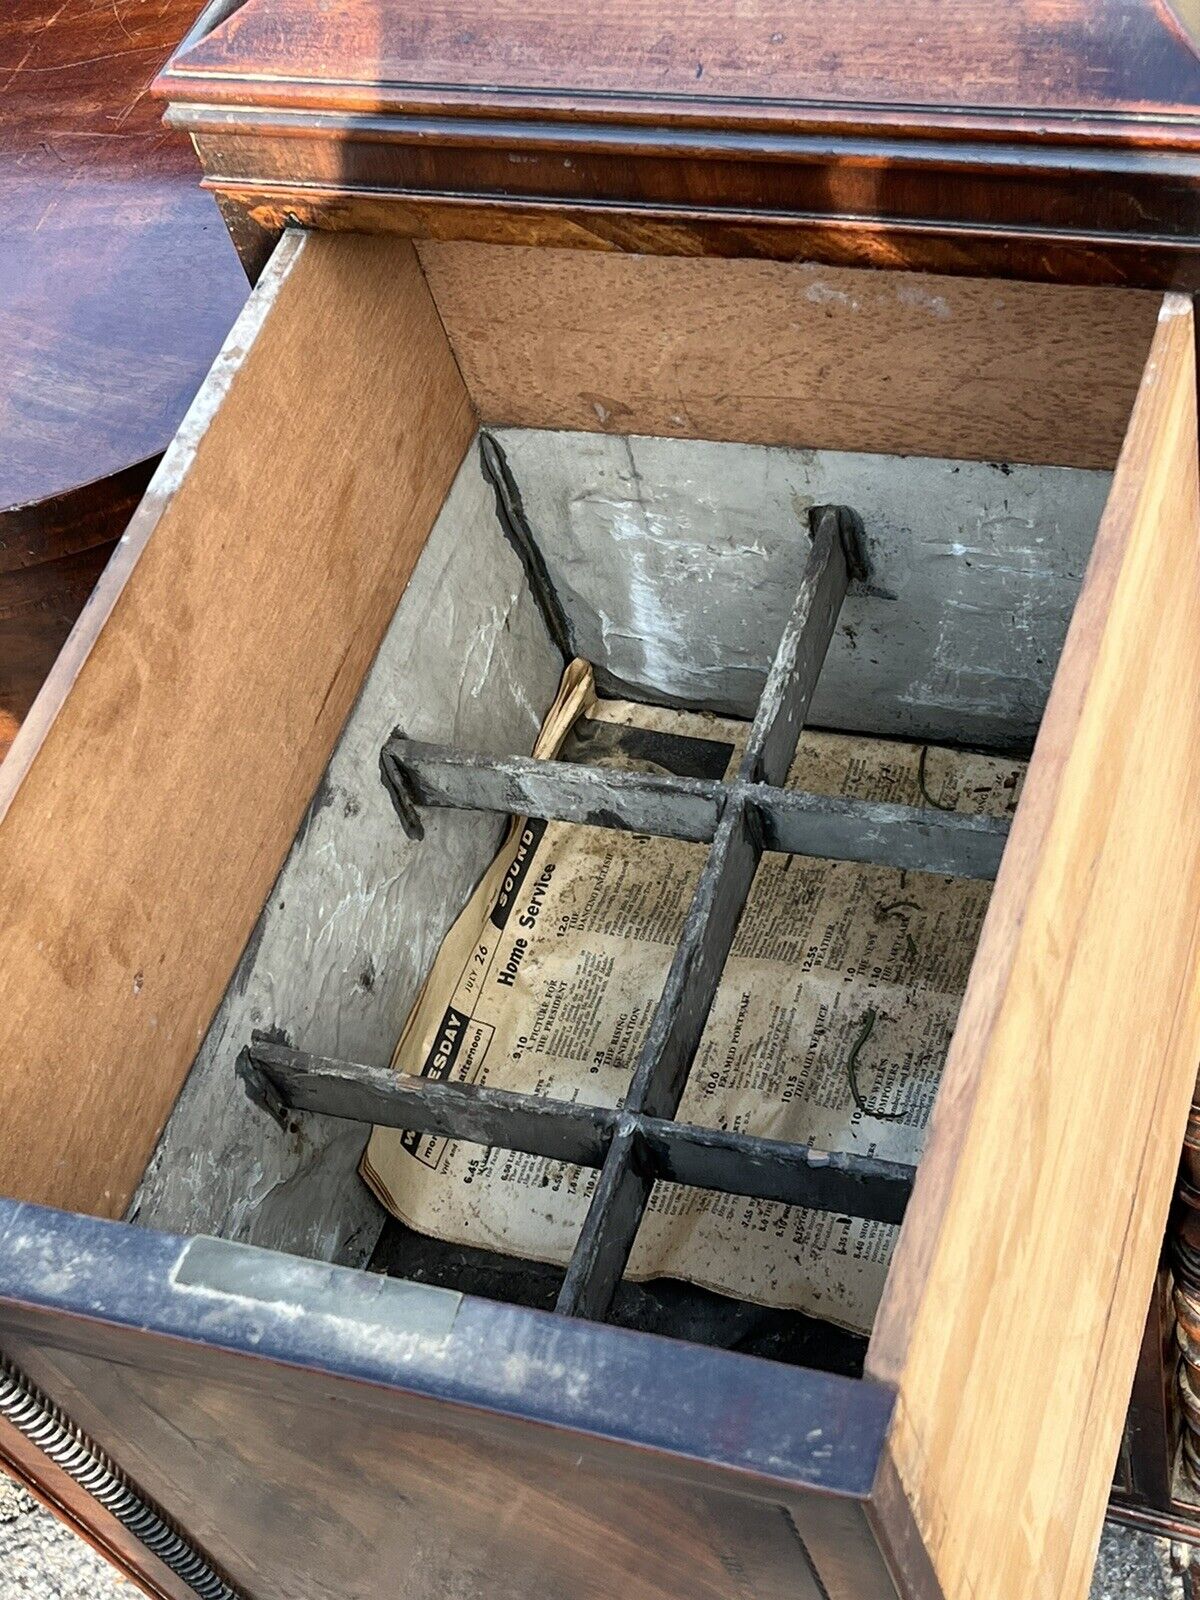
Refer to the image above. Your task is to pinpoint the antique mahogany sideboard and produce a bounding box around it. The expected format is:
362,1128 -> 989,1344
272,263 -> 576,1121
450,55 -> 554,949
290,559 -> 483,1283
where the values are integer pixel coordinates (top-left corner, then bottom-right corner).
2,3 -> 1200,1599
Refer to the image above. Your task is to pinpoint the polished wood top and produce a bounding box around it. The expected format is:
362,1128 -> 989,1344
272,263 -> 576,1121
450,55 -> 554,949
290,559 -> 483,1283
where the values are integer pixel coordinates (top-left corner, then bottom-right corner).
157,0 -> 1200,285
163,0 -> 1200,122
0,0 -> 250,757
0,0 -> 247,512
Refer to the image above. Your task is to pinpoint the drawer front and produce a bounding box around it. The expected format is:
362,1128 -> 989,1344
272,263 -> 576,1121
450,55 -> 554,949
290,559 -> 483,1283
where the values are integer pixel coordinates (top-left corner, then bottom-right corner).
155,0 -> 1200,289
0,1205 -> 895,1600
868,295 -> 1200,1600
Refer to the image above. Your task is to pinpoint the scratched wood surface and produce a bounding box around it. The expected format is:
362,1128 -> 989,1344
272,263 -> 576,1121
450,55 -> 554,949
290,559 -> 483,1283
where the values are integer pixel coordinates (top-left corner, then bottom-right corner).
0,0 -> 248,741
0,0 -> 245,508
166,0 -> 1200,113
867,296 -> 1200,1600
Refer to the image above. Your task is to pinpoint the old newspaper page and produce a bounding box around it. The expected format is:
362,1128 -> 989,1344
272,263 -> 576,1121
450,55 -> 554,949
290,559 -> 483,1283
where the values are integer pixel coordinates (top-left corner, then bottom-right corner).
362,662 -> 1024,1333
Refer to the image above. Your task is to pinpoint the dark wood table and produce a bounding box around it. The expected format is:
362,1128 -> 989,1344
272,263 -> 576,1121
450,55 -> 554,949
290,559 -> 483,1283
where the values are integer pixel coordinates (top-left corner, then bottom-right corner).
0,0 -> 247,760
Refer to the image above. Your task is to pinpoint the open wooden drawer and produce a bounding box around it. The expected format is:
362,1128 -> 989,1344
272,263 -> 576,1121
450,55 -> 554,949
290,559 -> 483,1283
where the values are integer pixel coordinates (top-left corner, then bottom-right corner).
1,231 -> 1199,1600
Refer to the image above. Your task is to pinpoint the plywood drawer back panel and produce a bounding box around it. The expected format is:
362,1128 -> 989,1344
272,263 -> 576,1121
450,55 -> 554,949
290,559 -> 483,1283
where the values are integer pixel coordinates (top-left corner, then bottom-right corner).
415,243 -> 1162,469
867,295 -> 1200,1600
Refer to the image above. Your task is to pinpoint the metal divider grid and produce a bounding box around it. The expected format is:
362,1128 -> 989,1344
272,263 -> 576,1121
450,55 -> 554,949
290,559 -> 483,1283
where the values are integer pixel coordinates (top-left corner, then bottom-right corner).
242,506 -> 1011,1324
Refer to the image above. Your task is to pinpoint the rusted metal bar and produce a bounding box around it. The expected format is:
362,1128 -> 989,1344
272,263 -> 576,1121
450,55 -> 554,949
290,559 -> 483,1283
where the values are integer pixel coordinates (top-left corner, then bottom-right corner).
552,805 -> 761,1318
640,1117 -> 914,1223
241,1038 -> 916,1229
382,738 -> 725,843
554,1126 -> 652,1320
552,513 -> 859,1318
627,800 -> 762,1121
759,788 -> 1010,880
384,736 -> 1009,878
739,504 -> 865,787
241,1037 -> 613,1167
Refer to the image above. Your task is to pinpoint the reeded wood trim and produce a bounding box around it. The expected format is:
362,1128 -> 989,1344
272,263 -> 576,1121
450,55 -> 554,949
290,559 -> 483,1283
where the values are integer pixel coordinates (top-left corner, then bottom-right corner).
159,107 -> 1200,288
203,181 -> 1200,293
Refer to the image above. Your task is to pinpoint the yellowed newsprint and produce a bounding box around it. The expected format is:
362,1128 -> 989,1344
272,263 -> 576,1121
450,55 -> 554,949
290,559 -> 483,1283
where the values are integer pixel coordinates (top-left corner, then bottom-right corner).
362,661 -> 1024,1333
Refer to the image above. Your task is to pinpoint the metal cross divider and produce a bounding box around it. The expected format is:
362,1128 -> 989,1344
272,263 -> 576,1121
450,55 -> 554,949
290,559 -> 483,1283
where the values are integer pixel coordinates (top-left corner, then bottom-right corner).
240,505 -> 1011,1323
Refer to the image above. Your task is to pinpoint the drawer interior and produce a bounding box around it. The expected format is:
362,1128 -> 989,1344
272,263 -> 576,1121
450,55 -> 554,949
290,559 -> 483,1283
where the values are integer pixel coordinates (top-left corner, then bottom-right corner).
132,408 -> 1104,1370
80,239 -> 1131,1337
3,230 -> 1198,1600
0,228 -> 1169,1314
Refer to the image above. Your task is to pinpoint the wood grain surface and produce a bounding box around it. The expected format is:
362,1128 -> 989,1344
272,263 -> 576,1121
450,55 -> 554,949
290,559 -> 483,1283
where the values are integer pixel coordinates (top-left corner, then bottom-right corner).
418,243 -> 1160,468
0,231 -> 476,1218
0,0 -> 246,510
867,296 -> 1200,1600
158,0 -> 1200,286
206,185 -> 1200,295
0,1209 -> 893,1600
0,0 -> 249,743
166,0 -> 1200,116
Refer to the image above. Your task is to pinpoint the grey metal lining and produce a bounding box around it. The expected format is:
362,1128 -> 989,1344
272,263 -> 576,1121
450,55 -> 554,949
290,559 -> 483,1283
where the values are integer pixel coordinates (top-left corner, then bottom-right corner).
132,440 -> 564,1264
492,428 -> 1107,748
246,504 -> 1010,1326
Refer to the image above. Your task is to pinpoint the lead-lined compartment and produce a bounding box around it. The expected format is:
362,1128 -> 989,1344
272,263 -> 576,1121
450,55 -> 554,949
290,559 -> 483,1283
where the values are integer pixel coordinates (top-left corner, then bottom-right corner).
3,230 -> 1195,1600
102,232 -> 1150,1383
215,476 -> 1030,1375
126,406 -> 1103,1366
243,504 -> 960,1328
